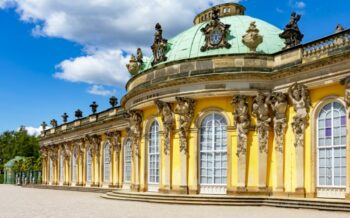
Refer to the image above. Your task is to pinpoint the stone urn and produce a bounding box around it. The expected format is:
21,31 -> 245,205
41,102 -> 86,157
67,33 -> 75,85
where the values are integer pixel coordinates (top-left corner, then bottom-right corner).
242,21 -> 263,52
126,54 -> 140,76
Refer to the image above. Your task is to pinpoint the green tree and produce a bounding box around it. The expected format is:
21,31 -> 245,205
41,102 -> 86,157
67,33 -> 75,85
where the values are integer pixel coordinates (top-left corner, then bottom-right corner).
0,127 -> 40,173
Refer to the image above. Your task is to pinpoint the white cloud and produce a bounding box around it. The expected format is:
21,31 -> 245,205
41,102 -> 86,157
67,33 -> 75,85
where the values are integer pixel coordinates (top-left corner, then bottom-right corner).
0,0 -> 241,92
87,85 -> 116,96
295,1 -> 306,9
54,49 -> 129,87
276,7 -> 284,13
17,126 -> 43,136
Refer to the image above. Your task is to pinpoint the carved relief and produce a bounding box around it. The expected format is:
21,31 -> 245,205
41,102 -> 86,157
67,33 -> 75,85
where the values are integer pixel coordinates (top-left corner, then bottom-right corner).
85,134 -> 102,157
268,92 -> 288,152
63,143 -> 71,160
40,147 -> 48,161
124,110 -> 143,156
155,99 -> 174,155
288,83 -> 310,147
151,23 -> 168,65
73,139 -> 84,159
252,93 -> 271,153
340,77 -> 350,107
48,145 -> 58,164
242,21 -> 263,52
279,12 -> 304,49
232,96 -> 250,157
174,97 -> 195,154
200,7 -> 231,52
105,131 -> 121,162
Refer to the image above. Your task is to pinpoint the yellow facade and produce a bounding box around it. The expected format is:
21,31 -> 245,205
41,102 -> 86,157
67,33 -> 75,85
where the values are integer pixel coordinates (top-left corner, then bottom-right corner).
41,83 -> 349,198
39,2 -> 350,200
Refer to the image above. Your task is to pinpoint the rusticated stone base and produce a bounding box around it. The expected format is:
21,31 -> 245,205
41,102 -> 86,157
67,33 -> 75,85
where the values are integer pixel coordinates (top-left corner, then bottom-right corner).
227,186 -> 247,195
227,186 -> 271,196
345,193 -> 350,200
285,188 -> 306,198
188,185 -> 199,195
305,192 -> 316,198
159,186 -> 171,194
130,184 -> 140,192
171,185 -> 188,194
91,183 -> 101,187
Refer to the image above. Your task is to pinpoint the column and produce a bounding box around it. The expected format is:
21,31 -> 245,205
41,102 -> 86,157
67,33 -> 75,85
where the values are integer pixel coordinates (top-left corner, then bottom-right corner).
188,129 -> 198,194
159,132 -> 171,193
258,147 -> 268,191
295,145 -> 305,194
132,152 -> 140,191
341,77 -> 350,199
346,108 -> 350,199
227,127 -> 235,194
81,148 -> 86,186
231,95 -> 250,193
118,136 -> 126,188
274,144 -> 284,193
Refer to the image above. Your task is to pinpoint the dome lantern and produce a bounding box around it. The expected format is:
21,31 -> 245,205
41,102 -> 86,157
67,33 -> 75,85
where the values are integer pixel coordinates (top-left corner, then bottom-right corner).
193,3 -> 245,25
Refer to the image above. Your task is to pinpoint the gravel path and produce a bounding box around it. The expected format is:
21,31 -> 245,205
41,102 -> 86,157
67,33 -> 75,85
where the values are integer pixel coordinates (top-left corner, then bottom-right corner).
0,185 -> 349,218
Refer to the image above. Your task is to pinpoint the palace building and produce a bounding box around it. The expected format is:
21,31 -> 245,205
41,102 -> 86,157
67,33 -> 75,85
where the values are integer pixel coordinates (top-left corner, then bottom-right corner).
39,3 -> 350,200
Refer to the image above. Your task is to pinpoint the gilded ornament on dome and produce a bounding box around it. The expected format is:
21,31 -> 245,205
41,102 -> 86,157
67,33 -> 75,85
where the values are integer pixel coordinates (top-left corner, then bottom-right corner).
200,7 -> 231,52
242,21 -> 263,52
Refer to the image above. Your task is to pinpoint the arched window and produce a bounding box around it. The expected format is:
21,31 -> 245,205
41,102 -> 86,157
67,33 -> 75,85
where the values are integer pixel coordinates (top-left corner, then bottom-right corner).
317,102 -> 346,187
124,139 -> 132,183
200,113 -> 227,190
103,142 -> 111,183
86,150 -> 92,183
148,121 -> 160,185
59,154 -> 64,185
72,150 -> 77,184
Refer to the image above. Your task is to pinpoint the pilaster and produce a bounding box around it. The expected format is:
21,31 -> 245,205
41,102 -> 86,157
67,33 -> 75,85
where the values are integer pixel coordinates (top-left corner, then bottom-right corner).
188,129 -> 198,194
160,133 -> 171,193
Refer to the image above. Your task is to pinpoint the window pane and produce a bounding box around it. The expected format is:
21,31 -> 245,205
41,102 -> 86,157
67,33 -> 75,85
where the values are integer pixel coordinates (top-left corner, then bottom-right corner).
200,113 -> 227,186
317,102 -> 347,188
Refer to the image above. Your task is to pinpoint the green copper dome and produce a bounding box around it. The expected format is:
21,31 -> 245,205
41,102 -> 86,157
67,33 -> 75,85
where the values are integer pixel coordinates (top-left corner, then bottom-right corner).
142,15 -> 285,71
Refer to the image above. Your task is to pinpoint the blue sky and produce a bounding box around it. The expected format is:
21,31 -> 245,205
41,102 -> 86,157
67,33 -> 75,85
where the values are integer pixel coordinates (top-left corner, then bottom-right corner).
0,0 -> 349,134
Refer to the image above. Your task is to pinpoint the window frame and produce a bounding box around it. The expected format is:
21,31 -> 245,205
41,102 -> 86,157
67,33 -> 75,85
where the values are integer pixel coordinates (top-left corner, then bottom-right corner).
103,142 -> 111,183
124,139 -> 132,183
148,120 -> 160,185
199,112 -> 228,186
86,149 -> 92,183
316,101 -> 347,188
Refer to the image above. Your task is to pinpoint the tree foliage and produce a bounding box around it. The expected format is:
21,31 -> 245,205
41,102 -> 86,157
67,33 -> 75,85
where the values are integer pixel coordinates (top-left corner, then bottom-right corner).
0,127 -> 40,173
